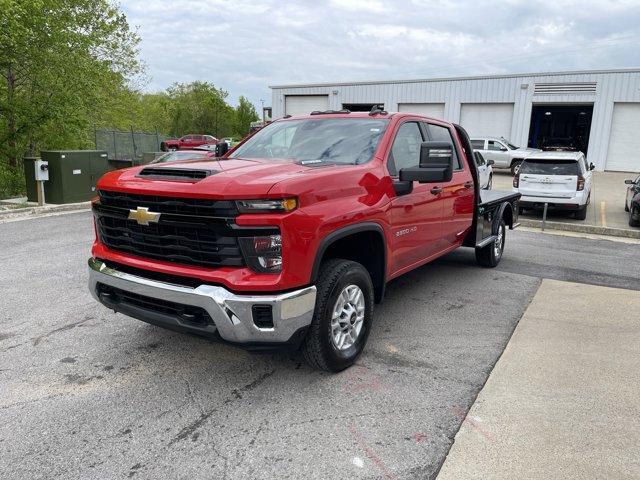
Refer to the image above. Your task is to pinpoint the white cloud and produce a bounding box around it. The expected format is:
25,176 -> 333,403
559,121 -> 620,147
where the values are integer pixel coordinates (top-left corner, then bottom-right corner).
120,0 -> 640,111
328,0 -> 389,13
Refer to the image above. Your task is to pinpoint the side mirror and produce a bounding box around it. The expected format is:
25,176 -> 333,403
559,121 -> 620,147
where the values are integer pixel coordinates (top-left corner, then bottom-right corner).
500,146 -> 508,152
589,162 -> 595,171
486,159 -> 495,166
625,179 -> 636,185
399,141 -> 453,183
216,141 -> 229,157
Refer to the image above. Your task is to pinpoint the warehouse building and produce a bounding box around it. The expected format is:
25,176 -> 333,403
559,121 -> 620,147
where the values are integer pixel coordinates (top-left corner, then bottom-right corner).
270,68 -> 640,172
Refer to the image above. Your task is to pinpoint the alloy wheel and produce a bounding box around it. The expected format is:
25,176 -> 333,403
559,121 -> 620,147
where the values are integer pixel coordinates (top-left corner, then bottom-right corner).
330,284 -> 365,351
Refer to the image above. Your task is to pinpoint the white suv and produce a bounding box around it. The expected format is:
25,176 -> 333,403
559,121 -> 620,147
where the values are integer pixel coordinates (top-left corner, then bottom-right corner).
471,137 -> 540,175
513,151 -> 594,220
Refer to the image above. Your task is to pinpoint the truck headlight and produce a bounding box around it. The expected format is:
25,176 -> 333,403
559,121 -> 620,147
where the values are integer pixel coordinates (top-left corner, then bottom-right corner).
236,198 -> 297,213
239,235 -> 282,273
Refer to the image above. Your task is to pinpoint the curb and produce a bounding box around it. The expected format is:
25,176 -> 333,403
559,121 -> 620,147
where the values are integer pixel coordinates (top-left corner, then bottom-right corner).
519,218 -> 640,239
0,202 -> 91,221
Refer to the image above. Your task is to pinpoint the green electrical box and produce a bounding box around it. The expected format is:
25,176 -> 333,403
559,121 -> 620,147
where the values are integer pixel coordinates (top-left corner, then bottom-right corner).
23,157 -> 39,202
40,150 -> 110,204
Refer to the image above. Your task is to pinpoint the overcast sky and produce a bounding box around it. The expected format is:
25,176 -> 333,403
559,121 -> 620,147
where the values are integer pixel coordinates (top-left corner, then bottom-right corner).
121,0 -> 640,109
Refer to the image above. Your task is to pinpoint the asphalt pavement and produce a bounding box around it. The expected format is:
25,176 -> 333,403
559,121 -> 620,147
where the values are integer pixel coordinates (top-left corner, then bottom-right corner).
1,212 -> 638,479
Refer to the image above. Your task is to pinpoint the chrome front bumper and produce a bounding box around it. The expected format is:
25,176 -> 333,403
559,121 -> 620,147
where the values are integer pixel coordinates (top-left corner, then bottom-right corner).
88,258 -> 317,345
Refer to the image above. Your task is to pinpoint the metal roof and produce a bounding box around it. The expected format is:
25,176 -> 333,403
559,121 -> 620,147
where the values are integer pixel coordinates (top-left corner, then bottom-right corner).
269,68 -> 640,89
524,151 -> 585,161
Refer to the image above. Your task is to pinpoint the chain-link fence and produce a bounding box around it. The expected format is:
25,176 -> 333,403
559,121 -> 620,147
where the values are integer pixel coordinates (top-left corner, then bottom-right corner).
95,128 -> 171,160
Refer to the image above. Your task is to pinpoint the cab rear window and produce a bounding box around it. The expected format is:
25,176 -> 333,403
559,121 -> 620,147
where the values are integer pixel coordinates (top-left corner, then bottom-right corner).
520,160 -> 579,175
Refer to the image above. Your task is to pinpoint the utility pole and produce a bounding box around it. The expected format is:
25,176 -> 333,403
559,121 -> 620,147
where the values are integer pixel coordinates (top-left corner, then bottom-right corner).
260,99 -> 265,124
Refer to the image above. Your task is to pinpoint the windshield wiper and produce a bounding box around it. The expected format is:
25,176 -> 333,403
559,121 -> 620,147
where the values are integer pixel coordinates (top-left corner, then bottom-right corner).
297,158 -> 341,166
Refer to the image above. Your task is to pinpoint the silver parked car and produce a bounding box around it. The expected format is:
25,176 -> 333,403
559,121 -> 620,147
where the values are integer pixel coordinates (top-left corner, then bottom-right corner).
471,137 -> 540,175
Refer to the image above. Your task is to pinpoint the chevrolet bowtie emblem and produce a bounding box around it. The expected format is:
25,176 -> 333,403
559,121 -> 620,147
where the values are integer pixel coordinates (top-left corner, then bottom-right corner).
128,206 -> 161,226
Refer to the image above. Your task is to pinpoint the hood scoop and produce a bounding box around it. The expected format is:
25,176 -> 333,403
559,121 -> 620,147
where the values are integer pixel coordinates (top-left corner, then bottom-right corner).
137,167 -> 216,181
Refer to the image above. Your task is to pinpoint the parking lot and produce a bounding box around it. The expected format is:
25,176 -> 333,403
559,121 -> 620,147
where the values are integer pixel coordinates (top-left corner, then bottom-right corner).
2,212 -> 639,479
493,170 -> 636,232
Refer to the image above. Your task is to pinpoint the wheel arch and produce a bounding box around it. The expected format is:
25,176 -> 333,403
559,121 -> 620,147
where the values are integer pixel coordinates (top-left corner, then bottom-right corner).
496,202 -> 514,232
311,223 -> 387,303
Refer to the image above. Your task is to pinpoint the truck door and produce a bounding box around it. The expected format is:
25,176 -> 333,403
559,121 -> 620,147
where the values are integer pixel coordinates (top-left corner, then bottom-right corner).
484,139 -> 510,168
386,121 -> 445,272
426,122 -> 475,247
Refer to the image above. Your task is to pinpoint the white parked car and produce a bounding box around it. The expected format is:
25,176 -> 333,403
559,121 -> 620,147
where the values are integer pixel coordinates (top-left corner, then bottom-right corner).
471,137 -> 540,175
474,151 -> 493,189
513,151 -> 594,220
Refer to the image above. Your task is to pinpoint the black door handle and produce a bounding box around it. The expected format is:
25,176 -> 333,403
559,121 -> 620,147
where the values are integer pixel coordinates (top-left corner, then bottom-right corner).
430,186 -> 443,195
463,181 -> 473,189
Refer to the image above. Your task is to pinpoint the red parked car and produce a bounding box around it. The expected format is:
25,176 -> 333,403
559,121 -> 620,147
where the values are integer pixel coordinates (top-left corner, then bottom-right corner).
89,110 -> 520,371
161,134 -> 217,151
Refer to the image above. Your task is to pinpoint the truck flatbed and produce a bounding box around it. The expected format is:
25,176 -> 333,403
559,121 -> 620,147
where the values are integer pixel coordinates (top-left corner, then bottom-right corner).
479,189 -> 520,207
466,189 -> 521,251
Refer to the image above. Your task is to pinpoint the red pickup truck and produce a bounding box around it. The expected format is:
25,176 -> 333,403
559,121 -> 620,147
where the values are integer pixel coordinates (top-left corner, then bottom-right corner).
89,110 -> 520,371
160,134 -> 217,151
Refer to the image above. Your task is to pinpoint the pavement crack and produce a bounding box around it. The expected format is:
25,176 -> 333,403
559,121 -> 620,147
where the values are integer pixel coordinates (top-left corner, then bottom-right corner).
230,369 -> 276,400
169,409 -> 217,446
32,316 -> 95,346
185,379 -> 205,416
169,369 -> 276,447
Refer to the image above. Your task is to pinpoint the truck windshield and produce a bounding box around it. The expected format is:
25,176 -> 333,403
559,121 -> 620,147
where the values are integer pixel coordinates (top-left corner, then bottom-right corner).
230,118 -> 389,165
520,160 -> 579,175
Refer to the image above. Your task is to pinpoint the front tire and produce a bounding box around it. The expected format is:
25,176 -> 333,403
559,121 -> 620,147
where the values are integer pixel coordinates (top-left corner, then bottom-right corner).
476,220 -> 505,268
302,259 -> 374,372
485,174 -> 493,190
630,206 -> 640,227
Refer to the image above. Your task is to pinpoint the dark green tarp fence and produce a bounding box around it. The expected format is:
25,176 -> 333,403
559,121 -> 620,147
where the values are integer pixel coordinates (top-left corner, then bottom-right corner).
94,128 -> 170,160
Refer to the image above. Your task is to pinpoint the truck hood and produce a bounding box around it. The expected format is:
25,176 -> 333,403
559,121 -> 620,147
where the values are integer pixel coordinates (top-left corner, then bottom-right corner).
96,157 -> 343,198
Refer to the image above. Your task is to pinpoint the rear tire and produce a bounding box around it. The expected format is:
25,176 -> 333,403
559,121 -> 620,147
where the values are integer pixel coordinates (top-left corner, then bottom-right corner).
575,205 -> 587,220
476,220 -> 506,268
302,259 -> 374,372
511,160 -> 523,176
630,207 -> 640,227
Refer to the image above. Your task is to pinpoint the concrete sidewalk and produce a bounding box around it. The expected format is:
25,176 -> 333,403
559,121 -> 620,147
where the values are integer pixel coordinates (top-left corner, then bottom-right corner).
437,279 -> 640,479
0,200 -> 90,223
494,171 -> 638,234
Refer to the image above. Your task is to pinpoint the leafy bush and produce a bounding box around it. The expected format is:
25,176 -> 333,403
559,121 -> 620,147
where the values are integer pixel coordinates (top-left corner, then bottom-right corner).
0,162 -> 25,200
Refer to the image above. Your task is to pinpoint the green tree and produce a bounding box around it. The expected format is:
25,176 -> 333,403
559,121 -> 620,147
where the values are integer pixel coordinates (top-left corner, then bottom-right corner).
234,96 -> 259,138
166,81 -> 236,138
0,0 -> 141,168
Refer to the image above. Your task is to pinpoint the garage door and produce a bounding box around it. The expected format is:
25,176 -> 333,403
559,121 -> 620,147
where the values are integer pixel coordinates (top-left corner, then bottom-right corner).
606,103 -> 640,172
284,95 -> 329,116
460,103 -> 514,139
398,103 -> 446,120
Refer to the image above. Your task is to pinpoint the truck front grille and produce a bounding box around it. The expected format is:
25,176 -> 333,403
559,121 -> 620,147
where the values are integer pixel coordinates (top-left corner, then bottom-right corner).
98,190 -> 238,217
95,191 -> 247,268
